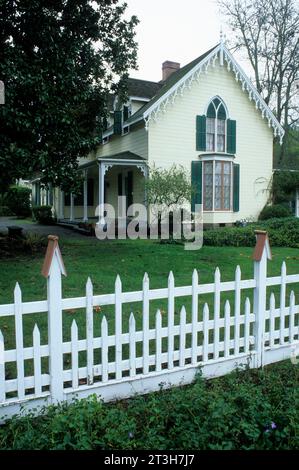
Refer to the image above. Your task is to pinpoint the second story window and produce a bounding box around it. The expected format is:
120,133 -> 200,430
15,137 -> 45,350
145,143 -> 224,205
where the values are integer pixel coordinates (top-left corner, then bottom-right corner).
196,98 -> 236,154
206,98 -> 227,152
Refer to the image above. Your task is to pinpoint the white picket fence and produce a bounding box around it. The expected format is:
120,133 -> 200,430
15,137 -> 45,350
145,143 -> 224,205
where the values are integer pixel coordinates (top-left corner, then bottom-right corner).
0,233 -> 299,422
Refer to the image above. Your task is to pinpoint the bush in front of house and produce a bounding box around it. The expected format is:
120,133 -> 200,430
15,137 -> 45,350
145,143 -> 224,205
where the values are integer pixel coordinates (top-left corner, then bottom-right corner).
0,361 -> 298,450
203,217 -> 299,248
258,204 -> 292,220
32,205 -> 54,225
4,185 -> 31,217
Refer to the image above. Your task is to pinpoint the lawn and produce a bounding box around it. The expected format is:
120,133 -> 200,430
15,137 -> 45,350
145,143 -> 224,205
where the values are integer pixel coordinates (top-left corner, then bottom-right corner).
0,238 -> 299,376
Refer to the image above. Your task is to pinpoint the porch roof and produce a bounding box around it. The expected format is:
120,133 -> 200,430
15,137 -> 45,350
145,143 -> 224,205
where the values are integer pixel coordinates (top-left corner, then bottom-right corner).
98,151 -> 146,162
79,151 -> 146,170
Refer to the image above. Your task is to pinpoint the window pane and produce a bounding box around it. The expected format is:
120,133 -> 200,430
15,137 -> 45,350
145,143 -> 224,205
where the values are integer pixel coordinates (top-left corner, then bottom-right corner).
206,118 -> 215,151
204,162 -> 213,210
217,119 -> 225,152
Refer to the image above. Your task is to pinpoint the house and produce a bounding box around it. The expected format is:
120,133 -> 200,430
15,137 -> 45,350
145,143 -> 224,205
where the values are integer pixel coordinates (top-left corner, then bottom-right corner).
32,38 -> 284,228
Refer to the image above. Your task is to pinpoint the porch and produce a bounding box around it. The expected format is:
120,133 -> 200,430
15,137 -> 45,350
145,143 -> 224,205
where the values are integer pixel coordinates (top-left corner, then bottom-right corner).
56,152 -> 148,225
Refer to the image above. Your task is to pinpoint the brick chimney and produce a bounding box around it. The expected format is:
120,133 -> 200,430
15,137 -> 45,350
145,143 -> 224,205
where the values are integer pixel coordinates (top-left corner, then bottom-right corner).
162,61 -> 180,81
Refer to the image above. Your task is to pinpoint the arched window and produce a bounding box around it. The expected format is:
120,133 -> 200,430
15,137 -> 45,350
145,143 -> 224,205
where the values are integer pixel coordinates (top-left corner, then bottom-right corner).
206,97 -> 227,152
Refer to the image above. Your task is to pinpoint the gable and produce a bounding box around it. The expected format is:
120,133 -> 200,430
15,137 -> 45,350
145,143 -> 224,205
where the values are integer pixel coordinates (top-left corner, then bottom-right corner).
127,43 -> 284,144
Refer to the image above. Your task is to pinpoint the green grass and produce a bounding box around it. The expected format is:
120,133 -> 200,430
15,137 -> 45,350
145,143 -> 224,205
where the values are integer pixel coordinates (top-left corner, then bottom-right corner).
0,238 -> 299,380
0,360 -> 298,450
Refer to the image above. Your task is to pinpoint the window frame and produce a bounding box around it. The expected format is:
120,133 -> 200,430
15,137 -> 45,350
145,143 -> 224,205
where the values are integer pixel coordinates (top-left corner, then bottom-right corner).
202,158 -> 233,212
206,98 -> 228,153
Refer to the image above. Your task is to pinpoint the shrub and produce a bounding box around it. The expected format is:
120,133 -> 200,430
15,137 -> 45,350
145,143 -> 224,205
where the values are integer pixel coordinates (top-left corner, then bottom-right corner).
32,205 -> 54,225
0,233 -> 47,257
258,204 -> 292,221
0,206 -> 13,216
203,217 -> 299,248
5,185 -> 31,217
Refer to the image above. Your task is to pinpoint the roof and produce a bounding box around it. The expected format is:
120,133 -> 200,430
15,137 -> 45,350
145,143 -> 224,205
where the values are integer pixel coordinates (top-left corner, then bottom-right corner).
126,78 -> 163,100
98,151 -> 145,161
125,45 -> 219,125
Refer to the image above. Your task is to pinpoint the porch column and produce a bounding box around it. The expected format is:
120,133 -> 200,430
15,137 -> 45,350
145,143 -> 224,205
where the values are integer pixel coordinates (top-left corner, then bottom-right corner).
59,189 -> 64,220
83,170 -> 88,223
70,193 -> 74,222
97,161 -> 105,226
296,190 -> 299,218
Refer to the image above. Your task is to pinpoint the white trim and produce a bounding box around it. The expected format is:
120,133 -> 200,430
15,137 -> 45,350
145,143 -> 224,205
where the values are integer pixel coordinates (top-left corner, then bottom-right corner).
141,43 -> 284,143
200,154 -> 235,162
130,96 -> 151,103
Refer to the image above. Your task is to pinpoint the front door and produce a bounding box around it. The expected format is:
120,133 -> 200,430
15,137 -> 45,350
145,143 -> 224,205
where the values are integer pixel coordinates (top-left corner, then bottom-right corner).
118,169 -> 134,211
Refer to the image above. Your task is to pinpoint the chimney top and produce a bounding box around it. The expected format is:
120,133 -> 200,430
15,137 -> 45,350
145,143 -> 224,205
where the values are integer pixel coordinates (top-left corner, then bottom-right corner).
162,61 -> 180,81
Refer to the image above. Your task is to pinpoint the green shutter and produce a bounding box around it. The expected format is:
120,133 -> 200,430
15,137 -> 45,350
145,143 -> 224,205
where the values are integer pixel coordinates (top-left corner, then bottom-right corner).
191,161 -> 202,212
227,119 -> 236,154
233,163 -> 240,212
114,110 -> 122,135
196,115 -> 206,151
123,105 -> 129,121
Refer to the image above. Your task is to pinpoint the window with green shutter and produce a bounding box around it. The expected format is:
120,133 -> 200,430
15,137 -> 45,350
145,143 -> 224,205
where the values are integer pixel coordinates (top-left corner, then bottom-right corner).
191,161 -> 202,212
113,110 -> 122,135
227,119 -> 236,154
196,116 -> 206,151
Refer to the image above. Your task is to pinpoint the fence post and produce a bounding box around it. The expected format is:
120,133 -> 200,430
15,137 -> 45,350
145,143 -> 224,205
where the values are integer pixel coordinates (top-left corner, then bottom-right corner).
253,230 -> 272,368
42,235 -> 67,403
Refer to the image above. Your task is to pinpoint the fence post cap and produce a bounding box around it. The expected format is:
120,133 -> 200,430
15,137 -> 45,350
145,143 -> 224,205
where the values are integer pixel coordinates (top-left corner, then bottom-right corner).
41,235 -> 67,278
253,230 -> 272,261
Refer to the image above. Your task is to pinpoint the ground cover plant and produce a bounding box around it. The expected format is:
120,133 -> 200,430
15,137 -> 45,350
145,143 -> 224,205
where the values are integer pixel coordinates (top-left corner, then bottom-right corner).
0,360 -> 298,450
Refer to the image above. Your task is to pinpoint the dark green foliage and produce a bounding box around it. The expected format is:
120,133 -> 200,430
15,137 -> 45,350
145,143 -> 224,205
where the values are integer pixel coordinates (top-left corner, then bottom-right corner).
258,204 -> 292,220
0,0 -> 138,192
5,185 -> 31,217
32,205 -> 54,224
203,217 -> 299,248
0,361 -> 298,450
272,170 -> 299,204
0,232 -> 47,257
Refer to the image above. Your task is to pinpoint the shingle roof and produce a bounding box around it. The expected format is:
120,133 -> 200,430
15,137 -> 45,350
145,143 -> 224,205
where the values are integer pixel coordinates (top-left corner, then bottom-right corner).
125,44 -> 219,125
126,78 -> 163,100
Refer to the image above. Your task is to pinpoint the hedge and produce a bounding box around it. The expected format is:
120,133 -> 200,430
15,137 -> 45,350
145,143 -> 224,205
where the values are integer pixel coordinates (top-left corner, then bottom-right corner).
203,217 -> 299,248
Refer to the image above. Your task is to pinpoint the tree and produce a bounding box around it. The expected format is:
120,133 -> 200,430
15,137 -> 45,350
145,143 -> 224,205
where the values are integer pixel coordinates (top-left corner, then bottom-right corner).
0,0 -> 138,193
219,0 -> 299,161
145,164 -> 193,238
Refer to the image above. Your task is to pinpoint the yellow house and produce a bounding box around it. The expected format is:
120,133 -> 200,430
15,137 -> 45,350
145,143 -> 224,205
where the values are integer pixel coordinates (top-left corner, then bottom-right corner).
34,40 -> 284,227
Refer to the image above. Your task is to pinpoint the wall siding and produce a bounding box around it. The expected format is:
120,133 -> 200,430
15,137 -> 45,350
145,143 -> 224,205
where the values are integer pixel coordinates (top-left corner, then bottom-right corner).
148,60 -> 273,223
96,124 -> 148,160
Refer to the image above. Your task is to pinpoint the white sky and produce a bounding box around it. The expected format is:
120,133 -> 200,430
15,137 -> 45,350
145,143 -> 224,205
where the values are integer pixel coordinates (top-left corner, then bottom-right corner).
125,0 -> 243,82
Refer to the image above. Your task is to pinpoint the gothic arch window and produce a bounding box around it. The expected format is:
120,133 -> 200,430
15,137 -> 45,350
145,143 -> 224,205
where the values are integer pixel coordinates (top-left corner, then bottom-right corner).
206,97 -> 227,152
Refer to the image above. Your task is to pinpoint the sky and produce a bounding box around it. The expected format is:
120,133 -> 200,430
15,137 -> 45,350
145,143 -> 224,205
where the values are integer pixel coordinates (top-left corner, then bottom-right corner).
125,0 -> 235,82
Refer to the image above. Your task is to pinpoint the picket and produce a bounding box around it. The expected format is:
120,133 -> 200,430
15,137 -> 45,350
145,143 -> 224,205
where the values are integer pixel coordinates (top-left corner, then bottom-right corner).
142,273 -> 150,375
280,262 -> 287,345
224,300 -> 231,358
244,298 -> 251,353
86,278 -> 94,385
1,233 -> 299,421
33,324 -> 42,396
14,283 -> 25,400
101,316 -> 108,383
213,268 -> 221,360
129,312 -> 136,377
155,309 -> 162,372
269,293 -> 276,348
234,266 -> 241,355
289,291 -> 295,344
71,320 -> 79,389
167,271 -> 175,370
0,330 -> 5,402
115,275 -> 122,380
179,306 -> 187,367
203,303 -> 209,362
191,269 -> 199,364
